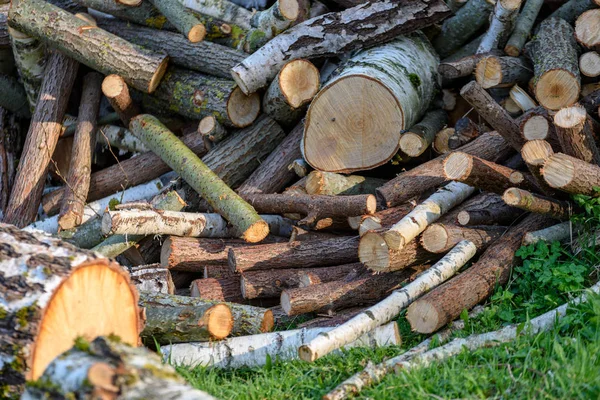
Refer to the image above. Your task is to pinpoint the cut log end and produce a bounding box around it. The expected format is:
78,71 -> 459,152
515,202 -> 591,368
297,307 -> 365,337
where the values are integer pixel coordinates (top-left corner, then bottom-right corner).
57,211 -> 80,231
227,87 -> 262,128
305,171 -> 325,195
261,309 -> 275,332
304,75 -> 402,173
358,231 -> 390,272
205,304 -> 234,339
536,69 -> 580,110
383,230 -> 404,251
521,139 -> 554,166
280,60 -> 320,108
280,0 -> 301,20
32,261 -> 140,380
542,153 -> 575,189
575,10 -> 600,49
198,115 -> 217,135
188,24 -> 207,43
580,52 -> 600,78
522,115 -> 550,140
101,74 -> 126,99
502,187 -> 526,206
148,56 -> 170,94
116,0 -> 142,5
554,106 -> 587,129
420,224 -> 450,253
457,211 -> 471,226
475,56 -> 503,89
406,299 -> 440,334
241,219 -> 270,243
443,152 -> 472,180
399,132 -> 427,157
298,343 -> 317,362
365,194 -> 377,215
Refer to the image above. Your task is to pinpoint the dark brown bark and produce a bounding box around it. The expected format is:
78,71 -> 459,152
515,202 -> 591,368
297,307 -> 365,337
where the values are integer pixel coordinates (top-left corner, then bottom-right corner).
554,106 -> 600,165
281,267 -> 421,316
406,214 -> 553,333
502,188 -> 572,220
242,193 -> 376,228
229,236 -> 360,273
4,52 -> 79,227
190,276 -> 244,303
58,72 -> 103,231
237,122 -> 303,195
448,117 -> 487,150
377,131 -> 514,208
455,192 -> 524,226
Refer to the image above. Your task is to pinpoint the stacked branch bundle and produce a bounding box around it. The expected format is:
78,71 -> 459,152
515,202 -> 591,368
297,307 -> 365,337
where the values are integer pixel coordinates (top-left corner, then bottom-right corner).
2,0 -> 600,397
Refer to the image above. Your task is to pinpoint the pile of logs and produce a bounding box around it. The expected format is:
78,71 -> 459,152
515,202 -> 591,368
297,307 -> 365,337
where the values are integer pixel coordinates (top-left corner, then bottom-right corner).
1,0 -> 600,397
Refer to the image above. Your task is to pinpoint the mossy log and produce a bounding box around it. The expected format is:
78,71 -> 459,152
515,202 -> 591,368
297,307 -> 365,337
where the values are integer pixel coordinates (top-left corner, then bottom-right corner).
230,0 -> 450,94
129,114 -> 269,243
149,66 -> 260,127
504,0 -> 544,56
0,224 -> 141,398
524,18 -> 580,111
302,33 -> 440,173
22,336 -> 217,400
148,0 -> 206,42
502,188 -> 571,220
180,0 -> 253,30
9,0 -> 169,93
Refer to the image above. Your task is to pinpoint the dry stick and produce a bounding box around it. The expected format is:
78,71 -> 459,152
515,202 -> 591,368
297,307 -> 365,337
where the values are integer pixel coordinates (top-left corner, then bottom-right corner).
432,0 -> 495,58
282,267 -> 423,316
148,0 -> 206,42
399,110 -> 448,157
151,66 -> 260,128
42,131 -> 206,215
231,0 -> 451,94
524,18 -> 580,111
575,9 -> 600,50
476,0 -> 521,54
162,322 -> 400,369
502,188 -> 571,220
474,56 -> 532,89
237,122 -> 303,195
421,224 -> 506,253
456,193 -> 523,226
101,74 -> 140,127
3,52 -> 78,228
443,152 -> 539,195
23,337 -> 217,400
460,81 -> 524,150
97,125 -> 148,153
242,193 -> 376,228
554,105 -> 600,165
377,131 -> 514,208
0,224 -> 141,397
130,114 -> 269,243
522,221 -> 571,245
298,241 -> 477,362
302,33 -> 439,173
139,292 -> 233,343
406,214 -> 553,334
383,181 -> 475,251
199,115 -> 228,148
130,264 -> 175,295
542,153 -> 600,196
504,0 -> 544,56
262,59 -> 320,128
9,0 -> 168,93
580,52 -> 600,78
8,27 -> 45,109
305,171 -> 386,196
229,236 -> 360,273
241,263 -> 360,299
58,72 -> 103,231
97,18 -> 245,79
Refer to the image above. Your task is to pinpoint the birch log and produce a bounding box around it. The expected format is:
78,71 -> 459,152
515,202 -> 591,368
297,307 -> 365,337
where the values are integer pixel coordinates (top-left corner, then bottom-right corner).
8,0 -> 169,93
297,241 -> 476,362
524,18 -> 580,110
130,114 -> 269,243
302,32 -> 440,173
230,0 -> 451,94
130,264 -> 175,294
96,125 -> 148,153
522,221 -> 571,245
476,0 -> 521,54
383,182 -> 474,251
8,27 -> 45,108
162,322 -> 400,369
22,336 -> 217,400
0,224 -> 141,397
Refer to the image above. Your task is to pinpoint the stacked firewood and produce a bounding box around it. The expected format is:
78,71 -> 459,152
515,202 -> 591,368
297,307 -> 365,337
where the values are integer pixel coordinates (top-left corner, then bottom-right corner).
1,0 -> 600,396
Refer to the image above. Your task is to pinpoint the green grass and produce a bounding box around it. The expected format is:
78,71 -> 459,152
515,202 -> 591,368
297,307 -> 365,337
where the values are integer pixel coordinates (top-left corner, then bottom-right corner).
176,197 -> 600,399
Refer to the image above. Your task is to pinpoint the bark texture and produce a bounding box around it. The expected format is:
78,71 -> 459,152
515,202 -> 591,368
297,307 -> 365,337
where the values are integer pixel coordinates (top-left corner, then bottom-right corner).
421,224 -> 506,253
503,188 -> 571,220
130,264 -> 175,295
542,152 -> 600,196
